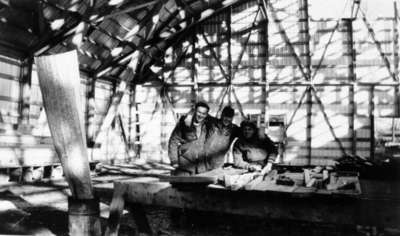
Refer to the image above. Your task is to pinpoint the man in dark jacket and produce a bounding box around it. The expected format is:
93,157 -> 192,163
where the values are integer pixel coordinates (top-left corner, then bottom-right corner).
233,120 -> 278,172
168,102 -> 215,175
206,106 -> 240,169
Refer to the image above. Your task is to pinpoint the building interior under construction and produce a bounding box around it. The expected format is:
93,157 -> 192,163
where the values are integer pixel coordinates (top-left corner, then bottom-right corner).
0,0 -> 399,235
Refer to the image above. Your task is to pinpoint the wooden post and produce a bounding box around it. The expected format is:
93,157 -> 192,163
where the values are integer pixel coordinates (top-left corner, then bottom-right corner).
369,86 -> 375,161
134,102 -> 141,158
18,57 -> 33,127
298,0 -> 312,164
191,25 -> 199,103
227,6 -> 233,105
259,1 -> 269,129
68,197 -> 101,236
128,85 -> 135,159
86,77 -> 96,148
35,50 -> 100,236
342,18 -> 357,155
393,1 -> 400,116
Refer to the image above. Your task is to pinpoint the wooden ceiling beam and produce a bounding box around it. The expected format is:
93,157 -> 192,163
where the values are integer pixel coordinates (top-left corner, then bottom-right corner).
138,0 -> 244,75
146,0 -> 180,40
0,41 -> 27,59
8,0 -> 37,11
0,22 -> 38,49
31,17 -> 81,56
93,4 -> 161,75
0,8 -> 35,31
40,0 -> 161,75
101,0 -> 159,21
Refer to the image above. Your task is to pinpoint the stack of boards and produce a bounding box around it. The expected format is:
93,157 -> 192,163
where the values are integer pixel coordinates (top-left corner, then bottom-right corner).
222,168 -> 362,195
163,167 -> 362,196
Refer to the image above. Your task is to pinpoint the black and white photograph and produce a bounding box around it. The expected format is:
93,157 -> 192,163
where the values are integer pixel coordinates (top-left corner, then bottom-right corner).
0,0 -> 398,235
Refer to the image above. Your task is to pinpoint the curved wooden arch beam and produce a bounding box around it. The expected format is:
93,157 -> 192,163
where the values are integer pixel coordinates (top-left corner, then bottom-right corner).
35,50 -> 94,199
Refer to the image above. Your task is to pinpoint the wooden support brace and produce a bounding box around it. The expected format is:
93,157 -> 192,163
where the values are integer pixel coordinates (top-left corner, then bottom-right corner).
360,9 -> 398,82
94,51 -> 140,146
35,50 -> 94,199
105,182 -> 128,236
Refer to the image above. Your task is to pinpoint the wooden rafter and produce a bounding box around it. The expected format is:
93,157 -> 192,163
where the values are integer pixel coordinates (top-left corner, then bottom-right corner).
310,87 -> 347,156
151,0 -> 244,52
134,0 -> 247,83
102,1 -> 159,20
147,0 -> 180,40
200,30 -> 230,81
261,0 -> 309,81
361,8 -> 398,82
230,7 -> 260,81
93,3 -> 162,75
32,17 -> 81,56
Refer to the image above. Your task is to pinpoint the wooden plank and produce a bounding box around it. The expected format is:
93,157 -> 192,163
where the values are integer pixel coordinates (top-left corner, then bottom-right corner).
18,57 -> 33,126
86,77 -> 96,147
105,182 -> 128,236
116,178 -> 400,228
342,19 -> 357,155
35,50 -> 93,199
298,0 -> 312,165
161,176 -> 217,184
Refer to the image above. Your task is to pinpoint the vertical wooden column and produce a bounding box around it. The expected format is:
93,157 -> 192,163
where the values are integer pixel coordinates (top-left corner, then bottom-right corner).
259,1 -> 269,128
128,85 -> 135,158
227,6 -> 233,105
35,50 -> 100,236
134,102 -> 141,159
298,0 -> 312,164
191,25 -> 199,103
19,57 -> 33,127
86,77 -> 96,148
393,1 -> 400,116
369,86 -> 375,160
342,18 -> 357,155
160,72 -> 168,159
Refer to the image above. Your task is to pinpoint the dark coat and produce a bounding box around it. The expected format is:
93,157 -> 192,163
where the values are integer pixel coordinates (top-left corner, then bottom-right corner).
168,115 -> 216,175
233,134 -> 278,170
205,121 -> 240,169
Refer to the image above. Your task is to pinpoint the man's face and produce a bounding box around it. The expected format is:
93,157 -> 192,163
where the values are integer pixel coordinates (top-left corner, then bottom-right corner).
194,106 -> 209,123
243,126 -> 255,139
221,116 -> 233,127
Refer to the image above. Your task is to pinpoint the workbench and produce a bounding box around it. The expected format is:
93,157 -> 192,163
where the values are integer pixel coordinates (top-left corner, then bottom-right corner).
104,169 -> 400,236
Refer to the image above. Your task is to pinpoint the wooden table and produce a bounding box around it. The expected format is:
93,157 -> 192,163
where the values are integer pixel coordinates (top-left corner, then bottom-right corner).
104,170 -> 400,236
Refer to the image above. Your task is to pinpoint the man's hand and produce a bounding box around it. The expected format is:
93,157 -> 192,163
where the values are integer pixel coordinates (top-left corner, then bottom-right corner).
248,164 -> 262,172
260,163 -> 273,175
171,164 -> 179,169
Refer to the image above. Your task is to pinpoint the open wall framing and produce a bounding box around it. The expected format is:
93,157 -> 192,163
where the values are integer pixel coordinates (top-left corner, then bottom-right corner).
136,0 -> 400,165
0,0 -> 398,167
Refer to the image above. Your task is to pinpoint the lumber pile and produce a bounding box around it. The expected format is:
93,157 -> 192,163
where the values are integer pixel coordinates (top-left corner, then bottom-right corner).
208,166 -> 361,195
94,162 -> 174,177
